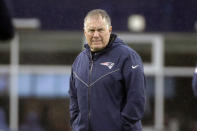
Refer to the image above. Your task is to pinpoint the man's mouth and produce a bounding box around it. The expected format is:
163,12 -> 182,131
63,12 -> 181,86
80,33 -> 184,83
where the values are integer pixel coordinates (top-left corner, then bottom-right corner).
92,40 -> 101,42
92,40 -> 102,44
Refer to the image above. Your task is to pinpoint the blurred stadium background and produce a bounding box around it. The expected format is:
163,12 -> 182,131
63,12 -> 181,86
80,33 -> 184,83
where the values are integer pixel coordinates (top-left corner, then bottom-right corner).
0,0 -> 197,131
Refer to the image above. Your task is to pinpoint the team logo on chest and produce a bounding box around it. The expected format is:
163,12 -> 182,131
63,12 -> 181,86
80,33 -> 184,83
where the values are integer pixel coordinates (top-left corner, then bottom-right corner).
100,62 -> 114,69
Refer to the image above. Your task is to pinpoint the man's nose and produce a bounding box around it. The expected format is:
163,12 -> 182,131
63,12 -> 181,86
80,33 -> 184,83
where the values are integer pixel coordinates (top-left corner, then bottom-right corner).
93,31 -> 99,37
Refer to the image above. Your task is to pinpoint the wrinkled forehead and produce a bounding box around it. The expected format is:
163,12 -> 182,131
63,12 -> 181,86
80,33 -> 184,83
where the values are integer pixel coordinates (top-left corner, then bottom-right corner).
85,14 -> 103,22
84,15 -> 108,29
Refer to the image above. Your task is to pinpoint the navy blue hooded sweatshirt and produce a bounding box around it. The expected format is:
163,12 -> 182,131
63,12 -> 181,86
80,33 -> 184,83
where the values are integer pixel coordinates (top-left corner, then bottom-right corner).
69,34 -> 146,131
193,64 -> 197,97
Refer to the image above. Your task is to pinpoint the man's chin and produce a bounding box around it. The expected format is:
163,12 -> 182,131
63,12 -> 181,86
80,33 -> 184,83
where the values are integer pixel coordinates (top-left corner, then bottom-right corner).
91,46 -> 104,52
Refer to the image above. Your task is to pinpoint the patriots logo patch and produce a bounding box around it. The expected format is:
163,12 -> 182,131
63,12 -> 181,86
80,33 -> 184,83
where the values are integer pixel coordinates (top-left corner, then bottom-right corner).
100,62 -> 114,69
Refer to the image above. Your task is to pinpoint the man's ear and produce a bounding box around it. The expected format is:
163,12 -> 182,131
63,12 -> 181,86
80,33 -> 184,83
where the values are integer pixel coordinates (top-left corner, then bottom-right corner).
84,28 -> 87,35
109,26 -> 112,33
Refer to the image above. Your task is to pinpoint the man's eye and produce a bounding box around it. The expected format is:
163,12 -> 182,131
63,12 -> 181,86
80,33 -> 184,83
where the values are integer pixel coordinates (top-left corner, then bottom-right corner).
89,30 -> 95,32
98,29 -> 103,32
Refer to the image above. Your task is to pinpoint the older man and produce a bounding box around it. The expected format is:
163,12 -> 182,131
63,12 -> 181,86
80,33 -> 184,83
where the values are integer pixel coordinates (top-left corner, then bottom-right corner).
69,9 -> 146,131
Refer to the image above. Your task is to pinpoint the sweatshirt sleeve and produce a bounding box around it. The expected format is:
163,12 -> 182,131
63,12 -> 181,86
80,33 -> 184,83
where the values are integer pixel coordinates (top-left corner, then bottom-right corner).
121,51 -> 146,129
193,65 -> 197,97
69,69 -> 79,128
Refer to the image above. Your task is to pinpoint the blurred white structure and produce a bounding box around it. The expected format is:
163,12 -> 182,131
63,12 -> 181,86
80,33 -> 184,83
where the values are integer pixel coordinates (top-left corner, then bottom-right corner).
9,34 -> 19,131
13,18 -> 41,29
128,14 -> 146,32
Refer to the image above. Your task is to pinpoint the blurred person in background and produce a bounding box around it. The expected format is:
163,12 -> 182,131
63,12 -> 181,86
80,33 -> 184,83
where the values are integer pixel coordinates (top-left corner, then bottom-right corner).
69,9 -> 146,131
192,64 -> 197,97
19,111 -> 45,131
0,0 -> 14,41
0,108 -> 9,131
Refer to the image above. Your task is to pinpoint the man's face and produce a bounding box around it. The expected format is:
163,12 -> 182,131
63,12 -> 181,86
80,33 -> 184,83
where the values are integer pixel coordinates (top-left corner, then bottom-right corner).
84,16 -> 112,52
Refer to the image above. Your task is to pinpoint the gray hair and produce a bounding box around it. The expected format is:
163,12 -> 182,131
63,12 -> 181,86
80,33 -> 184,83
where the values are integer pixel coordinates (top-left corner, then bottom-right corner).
84,9 -> 111,28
